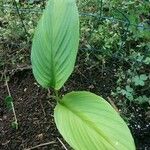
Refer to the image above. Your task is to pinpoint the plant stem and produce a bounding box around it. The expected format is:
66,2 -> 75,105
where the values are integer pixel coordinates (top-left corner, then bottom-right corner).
54,89 -> 61,102
11,102 -> 18,129
13,0 -> 29,36
99,0 -> 103,19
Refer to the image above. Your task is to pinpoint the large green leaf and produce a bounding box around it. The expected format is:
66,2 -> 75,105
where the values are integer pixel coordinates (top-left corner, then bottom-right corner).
54,91 -> 135,150
31,0 -> 79,90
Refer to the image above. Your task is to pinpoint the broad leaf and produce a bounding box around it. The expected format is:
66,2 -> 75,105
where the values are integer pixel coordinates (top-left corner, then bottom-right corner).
31,0 -> 79,90
54,91 -> 135,150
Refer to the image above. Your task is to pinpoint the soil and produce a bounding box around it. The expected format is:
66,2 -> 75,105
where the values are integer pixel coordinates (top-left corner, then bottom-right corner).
0,58 -> 150,150
0,70 -> 66,150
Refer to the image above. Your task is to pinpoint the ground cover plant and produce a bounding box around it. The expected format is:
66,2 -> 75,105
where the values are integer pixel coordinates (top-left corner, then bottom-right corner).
0,0 -> 150,149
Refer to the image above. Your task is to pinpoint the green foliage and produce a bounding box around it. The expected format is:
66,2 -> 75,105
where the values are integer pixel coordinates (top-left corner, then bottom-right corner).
5,96 -> 13,110
132,74 -> 148,86
31,0 -> 135,149
116,86 -> 134,101
112,44 -> 150,104
80,0 -> 150,58
5,96 -> 18,129
11,121 -> 19,130
108,1 -> 150,105
54,91 -> 135,150
112,63 -> 150,104
135,95 -> 150,105
31,0 -> 79,90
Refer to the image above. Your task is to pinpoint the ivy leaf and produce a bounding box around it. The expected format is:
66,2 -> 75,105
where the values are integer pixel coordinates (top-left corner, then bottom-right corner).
54,91 -> 135,150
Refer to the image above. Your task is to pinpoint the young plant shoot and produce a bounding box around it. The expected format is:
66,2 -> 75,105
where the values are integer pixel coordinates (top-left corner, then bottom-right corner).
31,0 -> 135,149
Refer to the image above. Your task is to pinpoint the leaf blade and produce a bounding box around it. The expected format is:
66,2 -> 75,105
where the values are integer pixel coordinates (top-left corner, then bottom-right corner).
54,91 -> 135,150
31,0 -> 79,89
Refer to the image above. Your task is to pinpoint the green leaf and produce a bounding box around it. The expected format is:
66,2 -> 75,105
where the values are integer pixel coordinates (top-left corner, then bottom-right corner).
126,85 -> 133,93
11,121 -> 18,130
54,91 -> 135,150
120,89 -> 127,95
31,0 -> 79,90
125,92 -> 134,101
132,75 -> 146,86
144,57 -> 150,64
5,96 -> 13,110
140,74 -> 148,81
135,95 -> 149,104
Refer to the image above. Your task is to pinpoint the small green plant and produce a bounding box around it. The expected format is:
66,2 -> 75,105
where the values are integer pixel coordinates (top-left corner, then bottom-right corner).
31,0 -> 135,149
5,96 -> 18,129
112,48 -> 150,105
4,75 -> 18,130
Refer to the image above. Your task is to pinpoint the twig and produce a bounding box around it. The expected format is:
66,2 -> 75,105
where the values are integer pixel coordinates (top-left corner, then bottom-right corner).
57,137 -> 68,150
2,140 -> 10,146
107,97 -> 119,113
39,99 -> 46,117
47,100 -> 53,107
47,88 -> 51,97
5,74 -> 11,96
0,65 -> 32,75
76,68 -> 88,80
24,141 -> 56,150
0,96 -> 3,100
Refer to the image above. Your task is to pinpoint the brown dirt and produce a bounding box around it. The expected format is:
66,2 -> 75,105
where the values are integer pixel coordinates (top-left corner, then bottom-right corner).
0,70 -> 66,150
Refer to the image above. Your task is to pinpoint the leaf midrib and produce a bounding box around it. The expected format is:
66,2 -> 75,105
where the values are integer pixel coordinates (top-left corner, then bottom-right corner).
59,101 -> 117,150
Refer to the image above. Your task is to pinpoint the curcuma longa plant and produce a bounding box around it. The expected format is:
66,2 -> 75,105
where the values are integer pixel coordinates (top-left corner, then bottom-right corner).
31,0 -> 135,150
